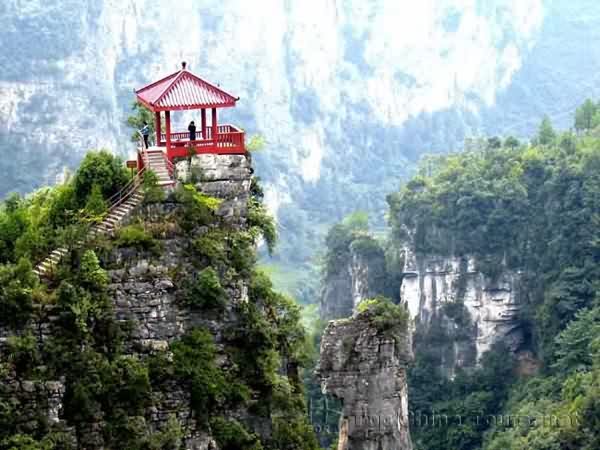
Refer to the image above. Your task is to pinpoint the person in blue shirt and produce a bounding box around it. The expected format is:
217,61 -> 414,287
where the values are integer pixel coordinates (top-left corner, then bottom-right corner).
141,121 -> 150,148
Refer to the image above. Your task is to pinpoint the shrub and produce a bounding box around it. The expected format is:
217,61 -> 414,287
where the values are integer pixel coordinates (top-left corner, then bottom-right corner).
228,231 -> 256,276
181,267 -> 227,310
7,332 -> 40,376
248,199 -> 277,254
79,250 -> 109,291
0,258 -> 36,327
192,230 -> 228,266
176,184 -> 222,229
210,417 -> 263,450
72,150 -> 129,206
84,184 -> 108,220
357,296 -> 409,336
349,235 -> 383,257
145,415 -> 183,450
171,328 -> 229,420
271,417 -> 320,450
142,169 -> 165,204
106,356 -> 152,412
115,224 -> 161,254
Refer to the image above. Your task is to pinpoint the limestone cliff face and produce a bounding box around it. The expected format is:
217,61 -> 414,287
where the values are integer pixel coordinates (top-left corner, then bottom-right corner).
400,247 -> 525,374
0,154 -> 259,449
320,238 -> 387,321
318,310 -> 412,450
319,233 -> 526,375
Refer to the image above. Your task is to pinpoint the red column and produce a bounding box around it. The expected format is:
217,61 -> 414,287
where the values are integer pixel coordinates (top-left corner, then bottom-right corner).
212,108 -> 218,149
165,110 -> 172,160
201,109 -> 207,139
154,111 -> 161,147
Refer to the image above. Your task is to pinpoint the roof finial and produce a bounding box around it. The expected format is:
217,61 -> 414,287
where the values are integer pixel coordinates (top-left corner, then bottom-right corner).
182,61 -> 187,70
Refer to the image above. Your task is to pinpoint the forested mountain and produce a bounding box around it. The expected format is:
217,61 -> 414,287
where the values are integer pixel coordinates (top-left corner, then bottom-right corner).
317,103 -> 600,449
3,0 -> 600,276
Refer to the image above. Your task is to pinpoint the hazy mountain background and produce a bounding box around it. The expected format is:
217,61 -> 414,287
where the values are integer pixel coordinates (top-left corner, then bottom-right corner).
2,0 -> 600,288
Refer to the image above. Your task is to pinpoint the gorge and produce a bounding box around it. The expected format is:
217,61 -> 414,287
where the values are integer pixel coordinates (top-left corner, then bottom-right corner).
2,1 -> 600,450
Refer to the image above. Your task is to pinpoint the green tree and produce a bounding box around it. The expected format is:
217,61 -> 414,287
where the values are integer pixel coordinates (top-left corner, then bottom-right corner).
574,98 -> 597,132
73,150 -> 129,206
84,184 -> 107,219
126,100 -> 155,143
538,115 -> 556,145
504,136 -> 520,148
79,250 -> 109,291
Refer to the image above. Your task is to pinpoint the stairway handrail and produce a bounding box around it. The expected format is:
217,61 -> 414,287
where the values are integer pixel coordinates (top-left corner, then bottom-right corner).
106,166 -> 146,209
137,130 -> 147,151
163,152 -> 175,178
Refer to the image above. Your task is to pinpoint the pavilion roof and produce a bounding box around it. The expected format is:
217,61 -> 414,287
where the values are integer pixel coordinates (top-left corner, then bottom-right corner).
135,66 -> 238,111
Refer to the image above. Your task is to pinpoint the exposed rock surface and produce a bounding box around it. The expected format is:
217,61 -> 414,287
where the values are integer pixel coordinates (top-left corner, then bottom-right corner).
318,311 -> 412,450
0,154 -> 254,449
400,248 -> 525,374
320,238 -> 387,321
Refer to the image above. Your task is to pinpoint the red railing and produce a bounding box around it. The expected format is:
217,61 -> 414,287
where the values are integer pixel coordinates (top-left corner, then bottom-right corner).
163,152 -> 175,179
159,124 -> 245,154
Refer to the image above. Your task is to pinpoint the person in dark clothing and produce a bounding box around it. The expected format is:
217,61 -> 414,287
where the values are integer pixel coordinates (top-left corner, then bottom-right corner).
188,121 -> 197,141
141,121 -> 150,148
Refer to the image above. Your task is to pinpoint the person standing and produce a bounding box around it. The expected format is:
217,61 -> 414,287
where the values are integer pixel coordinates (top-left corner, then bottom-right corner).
141,121 -> 150,148
188,121 -> 197,141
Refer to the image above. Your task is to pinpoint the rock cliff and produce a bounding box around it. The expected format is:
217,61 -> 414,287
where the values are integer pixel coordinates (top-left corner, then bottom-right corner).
320,236 -> 387,321
318,304 -> 412,450
0,153 -> 316,449
400,248 -> 526,375
318,226 -> 526,377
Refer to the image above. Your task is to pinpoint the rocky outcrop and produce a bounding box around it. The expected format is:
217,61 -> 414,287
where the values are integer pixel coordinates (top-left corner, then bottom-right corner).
176,153 -> 253,225
0,154 -> 255,449
320,237 -> 387,321
318,310 -> 412,450
400,248 -> 526,374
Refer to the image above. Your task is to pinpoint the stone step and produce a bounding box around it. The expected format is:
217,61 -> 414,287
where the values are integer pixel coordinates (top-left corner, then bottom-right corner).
34,185 -> 156,280
104,217 -> 123,225
113,207 -> 132,216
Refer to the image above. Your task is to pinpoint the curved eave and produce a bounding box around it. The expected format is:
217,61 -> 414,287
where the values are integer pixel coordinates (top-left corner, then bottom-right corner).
135,94 -> 237,112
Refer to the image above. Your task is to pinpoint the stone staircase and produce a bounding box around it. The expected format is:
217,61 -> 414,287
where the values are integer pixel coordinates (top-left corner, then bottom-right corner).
33,188 -> 145,278
144,148 -> 175,187
33,148 -> 175,278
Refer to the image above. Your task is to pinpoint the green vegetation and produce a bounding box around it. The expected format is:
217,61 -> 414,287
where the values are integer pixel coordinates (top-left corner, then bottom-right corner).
175,183 -> 222,230
142,170 -> 166,204
248,197 -> 277,254
210,417 -> 263,450
389,102 -> 600,450
246,135 -> 266,152
356,296 -> 409,340
485,300 -> 600,450
323,211 -> 369,279
126,101 -> 156,143
115,223 -> 161,255
0,150 -> 129,265
0,152 -> 318,449
180,267 -> 227,310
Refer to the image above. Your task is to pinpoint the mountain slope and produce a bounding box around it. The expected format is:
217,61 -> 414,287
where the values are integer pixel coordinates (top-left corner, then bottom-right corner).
2,0 -> 600,271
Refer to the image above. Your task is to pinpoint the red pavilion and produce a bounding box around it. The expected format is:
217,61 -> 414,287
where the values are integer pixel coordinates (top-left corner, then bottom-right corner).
134,62 -> 245,166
